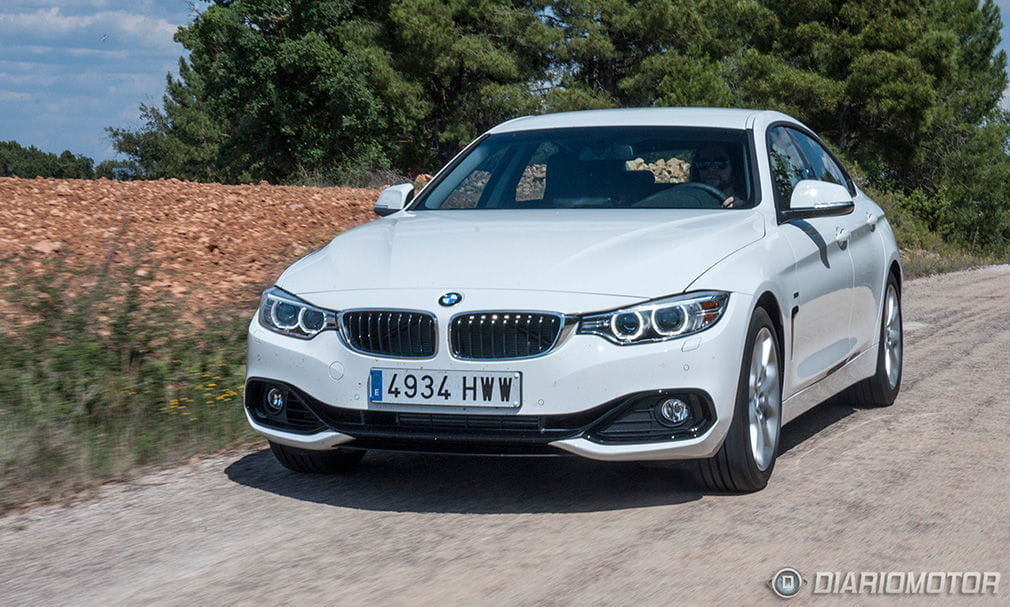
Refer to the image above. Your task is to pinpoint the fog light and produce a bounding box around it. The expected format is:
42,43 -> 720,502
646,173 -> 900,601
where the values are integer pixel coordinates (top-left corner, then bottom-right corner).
656,398 -> 690,426
265,387 -> 286,414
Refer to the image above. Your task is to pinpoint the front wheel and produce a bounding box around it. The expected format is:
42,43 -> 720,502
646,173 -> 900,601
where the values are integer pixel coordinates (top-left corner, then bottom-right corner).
695,307 -> 782,492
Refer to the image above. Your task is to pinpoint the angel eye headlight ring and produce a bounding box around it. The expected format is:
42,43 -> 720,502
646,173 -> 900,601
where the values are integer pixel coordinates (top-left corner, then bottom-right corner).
578,291 -> 729,345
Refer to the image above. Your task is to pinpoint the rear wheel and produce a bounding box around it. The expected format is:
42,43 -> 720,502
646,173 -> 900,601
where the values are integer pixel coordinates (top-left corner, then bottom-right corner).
848,274 -> 902,407
268,441 -> 365,473
695,308 -> 781,492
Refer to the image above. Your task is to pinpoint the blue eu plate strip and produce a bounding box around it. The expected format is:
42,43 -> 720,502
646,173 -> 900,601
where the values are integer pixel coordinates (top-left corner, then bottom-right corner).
369,369 -> 383,401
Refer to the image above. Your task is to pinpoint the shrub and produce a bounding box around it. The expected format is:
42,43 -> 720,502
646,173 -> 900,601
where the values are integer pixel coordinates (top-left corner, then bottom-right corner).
0,251 -> 255,511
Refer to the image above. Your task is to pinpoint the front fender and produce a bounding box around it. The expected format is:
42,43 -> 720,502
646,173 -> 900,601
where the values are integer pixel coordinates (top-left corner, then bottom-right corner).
685,230 -> 796,357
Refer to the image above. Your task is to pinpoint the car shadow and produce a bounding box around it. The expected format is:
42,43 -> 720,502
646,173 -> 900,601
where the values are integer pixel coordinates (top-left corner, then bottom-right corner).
779,394 -> 858,454
225,397 -> 860,514
225,449 -> 704,514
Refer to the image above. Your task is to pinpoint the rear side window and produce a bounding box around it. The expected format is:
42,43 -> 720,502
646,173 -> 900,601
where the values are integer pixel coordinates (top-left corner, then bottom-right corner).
789,129 -> 852,194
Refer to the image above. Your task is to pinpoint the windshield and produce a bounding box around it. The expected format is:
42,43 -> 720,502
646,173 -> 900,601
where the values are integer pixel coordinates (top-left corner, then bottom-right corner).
415,126 -> 756,211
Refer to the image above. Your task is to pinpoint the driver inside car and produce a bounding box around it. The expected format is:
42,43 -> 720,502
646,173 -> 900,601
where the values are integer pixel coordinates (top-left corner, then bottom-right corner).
692,143 -> 740,208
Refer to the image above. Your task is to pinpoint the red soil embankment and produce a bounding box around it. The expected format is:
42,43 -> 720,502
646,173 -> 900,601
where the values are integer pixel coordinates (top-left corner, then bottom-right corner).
0,177 -> 380,305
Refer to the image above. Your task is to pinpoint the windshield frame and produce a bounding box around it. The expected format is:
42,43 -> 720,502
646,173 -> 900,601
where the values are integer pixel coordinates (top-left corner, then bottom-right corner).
408,125 -> 763,211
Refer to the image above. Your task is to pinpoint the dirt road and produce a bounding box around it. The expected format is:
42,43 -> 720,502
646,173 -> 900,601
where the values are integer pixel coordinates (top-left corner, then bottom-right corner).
2,266 -> 1008,605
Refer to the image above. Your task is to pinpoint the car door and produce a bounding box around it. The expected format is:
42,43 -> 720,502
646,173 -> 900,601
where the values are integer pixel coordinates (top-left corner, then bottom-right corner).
789,129 -> 887,357
767,125 -> 855,396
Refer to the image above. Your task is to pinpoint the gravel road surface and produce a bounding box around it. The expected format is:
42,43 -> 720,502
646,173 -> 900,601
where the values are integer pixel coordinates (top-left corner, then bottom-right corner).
3,266 -> 1009,606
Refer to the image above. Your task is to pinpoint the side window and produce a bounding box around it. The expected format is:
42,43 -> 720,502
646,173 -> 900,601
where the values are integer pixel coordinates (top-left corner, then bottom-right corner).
790,130 -> 851,192
767,127 -> 812,207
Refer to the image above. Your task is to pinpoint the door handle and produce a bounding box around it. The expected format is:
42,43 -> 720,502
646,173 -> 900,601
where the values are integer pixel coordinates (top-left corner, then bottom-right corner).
866,212 -> 879,231
835,226 -> 849,249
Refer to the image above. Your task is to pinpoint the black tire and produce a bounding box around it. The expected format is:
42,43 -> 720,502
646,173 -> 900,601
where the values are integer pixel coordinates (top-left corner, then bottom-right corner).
268,441 -> 365,474
695,307 -> 782,492
848,273 -> 902,407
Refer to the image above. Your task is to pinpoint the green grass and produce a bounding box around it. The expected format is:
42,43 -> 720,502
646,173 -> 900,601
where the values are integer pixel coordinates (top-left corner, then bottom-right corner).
0,252 -> 257,513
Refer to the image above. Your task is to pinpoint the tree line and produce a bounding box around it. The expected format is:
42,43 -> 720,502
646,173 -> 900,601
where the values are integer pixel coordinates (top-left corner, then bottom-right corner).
1,141 -> 95,180
82,1 -> 1010,250
0,141 -> 143,181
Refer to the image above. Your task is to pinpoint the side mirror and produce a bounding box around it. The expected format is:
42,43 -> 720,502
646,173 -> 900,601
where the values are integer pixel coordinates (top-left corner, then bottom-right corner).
781,180 -> 855,222
374,183 -> 415,216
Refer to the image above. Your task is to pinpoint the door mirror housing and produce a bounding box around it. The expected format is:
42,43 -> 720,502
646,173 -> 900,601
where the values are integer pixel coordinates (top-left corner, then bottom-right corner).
374,183 -> 415,216
781,180 -> 855,222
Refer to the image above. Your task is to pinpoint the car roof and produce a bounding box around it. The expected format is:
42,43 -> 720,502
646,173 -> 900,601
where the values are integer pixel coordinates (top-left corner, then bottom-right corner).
488,107 -> 788,133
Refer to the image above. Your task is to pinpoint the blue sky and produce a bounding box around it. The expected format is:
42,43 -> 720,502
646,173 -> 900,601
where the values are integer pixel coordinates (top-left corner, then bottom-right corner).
0,1 -> 204,163
2,1 -> 1010,165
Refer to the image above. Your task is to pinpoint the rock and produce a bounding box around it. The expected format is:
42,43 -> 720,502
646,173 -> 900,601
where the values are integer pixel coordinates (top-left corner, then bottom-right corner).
31,240 -> 62,254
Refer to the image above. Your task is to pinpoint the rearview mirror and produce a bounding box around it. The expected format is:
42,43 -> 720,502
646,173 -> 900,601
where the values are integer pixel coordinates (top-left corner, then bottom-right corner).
781,180 -> 854,222
374,183 -> 415,216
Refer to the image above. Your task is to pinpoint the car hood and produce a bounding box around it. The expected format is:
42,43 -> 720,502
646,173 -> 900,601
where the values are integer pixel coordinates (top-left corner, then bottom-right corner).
278,209 -> 765,301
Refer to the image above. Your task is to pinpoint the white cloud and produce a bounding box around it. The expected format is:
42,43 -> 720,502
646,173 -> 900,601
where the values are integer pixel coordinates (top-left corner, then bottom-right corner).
0,72 -> 61,87
0,8 -> 179,49
9,45 -> 169,61
66,47 -> 135,60
0,90 -> 34,101
4,1 -> 114,9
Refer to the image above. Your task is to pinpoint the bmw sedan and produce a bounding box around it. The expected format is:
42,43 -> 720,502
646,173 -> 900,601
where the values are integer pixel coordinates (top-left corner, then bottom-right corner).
245,108 -> 902,492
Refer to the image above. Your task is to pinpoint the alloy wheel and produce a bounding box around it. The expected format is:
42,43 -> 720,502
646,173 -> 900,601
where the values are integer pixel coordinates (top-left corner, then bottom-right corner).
747,327 -> 781,471
883,284 -> 902,390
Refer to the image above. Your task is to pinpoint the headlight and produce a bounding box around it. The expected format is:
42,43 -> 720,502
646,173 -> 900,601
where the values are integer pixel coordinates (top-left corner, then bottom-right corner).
578,291 -> 730,345
258,287 -> 338,339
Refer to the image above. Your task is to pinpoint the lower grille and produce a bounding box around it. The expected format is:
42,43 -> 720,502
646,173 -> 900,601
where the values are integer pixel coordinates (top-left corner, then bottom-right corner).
245,381 -> 326,434
340,437 -> 566,455
290,384 -> 610,442
394,412 -> 542,433
247,379 -> 715,450
450,312 -> 564,359
341,310 -> 436,358
586,391 -> 714,444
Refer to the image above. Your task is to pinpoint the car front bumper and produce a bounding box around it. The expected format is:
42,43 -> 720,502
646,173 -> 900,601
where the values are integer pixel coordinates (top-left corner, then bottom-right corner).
244,292 -> 753,462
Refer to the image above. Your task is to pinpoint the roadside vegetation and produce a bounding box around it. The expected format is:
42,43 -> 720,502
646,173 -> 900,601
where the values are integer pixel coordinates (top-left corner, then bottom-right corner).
0,253 -> 255,513
871,187 -> 1010,277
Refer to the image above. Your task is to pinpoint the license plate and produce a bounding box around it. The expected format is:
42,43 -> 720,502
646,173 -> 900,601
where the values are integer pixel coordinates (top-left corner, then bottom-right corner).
369,369 -> 521,407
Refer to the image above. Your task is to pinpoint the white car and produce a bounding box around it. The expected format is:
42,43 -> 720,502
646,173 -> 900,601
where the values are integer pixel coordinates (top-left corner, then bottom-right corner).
245,108 -> 902,492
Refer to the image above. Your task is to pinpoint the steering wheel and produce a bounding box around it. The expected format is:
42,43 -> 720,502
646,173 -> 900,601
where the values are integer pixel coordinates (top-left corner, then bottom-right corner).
633,181 -> 728,208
